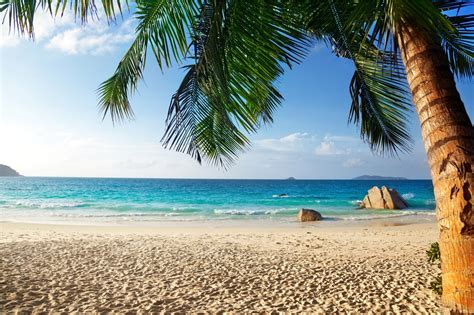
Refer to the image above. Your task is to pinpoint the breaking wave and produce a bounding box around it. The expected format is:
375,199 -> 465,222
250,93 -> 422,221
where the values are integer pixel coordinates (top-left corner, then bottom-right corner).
214,208 -> 293,216
14,200 -> 87,209
336,210 -> 435,221
349,200 -> 362,206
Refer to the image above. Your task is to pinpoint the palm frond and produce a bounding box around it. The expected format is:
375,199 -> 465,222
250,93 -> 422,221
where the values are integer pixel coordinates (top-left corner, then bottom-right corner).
0,0 -> 37,36
320,0 -> 474,154
161,1 -> 247,167
434,0 -> 472,12
136,0 -> 196,70
97,34 -> 146,122
162,64 -> 251,168
161,0 -> 310,166
348,50 -> 413,155
344,0 -> 474,79
97,0 -> 197,123
309,0 -> 413,155
438,6 -> 474,79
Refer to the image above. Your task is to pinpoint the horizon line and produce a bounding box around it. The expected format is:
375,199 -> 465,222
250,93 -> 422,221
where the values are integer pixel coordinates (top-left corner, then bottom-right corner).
4,175 -> 432,181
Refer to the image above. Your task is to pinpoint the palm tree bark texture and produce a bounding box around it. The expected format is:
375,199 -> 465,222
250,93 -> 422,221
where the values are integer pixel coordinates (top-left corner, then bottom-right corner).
397,23 -> 474,313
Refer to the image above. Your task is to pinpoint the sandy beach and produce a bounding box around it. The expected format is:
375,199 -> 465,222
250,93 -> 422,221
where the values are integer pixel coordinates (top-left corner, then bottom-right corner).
0,219 -> 441,313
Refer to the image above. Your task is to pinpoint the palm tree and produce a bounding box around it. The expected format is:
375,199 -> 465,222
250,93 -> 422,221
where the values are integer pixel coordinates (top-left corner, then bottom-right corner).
303,2 -> 474,312
2,0 -> 473,312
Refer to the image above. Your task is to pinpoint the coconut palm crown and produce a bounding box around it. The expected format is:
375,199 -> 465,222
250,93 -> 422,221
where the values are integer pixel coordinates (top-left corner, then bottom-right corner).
2,0 -> 470,165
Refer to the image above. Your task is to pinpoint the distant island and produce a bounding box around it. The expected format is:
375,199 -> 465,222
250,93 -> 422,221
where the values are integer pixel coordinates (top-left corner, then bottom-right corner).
352,175 -> 407,180
285,177 -> 296,180
0,164 -> 21,176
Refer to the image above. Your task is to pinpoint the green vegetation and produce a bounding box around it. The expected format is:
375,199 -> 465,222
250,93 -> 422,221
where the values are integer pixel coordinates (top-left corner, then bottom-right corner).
2,1 -> 472,166
427,242 -> 442,295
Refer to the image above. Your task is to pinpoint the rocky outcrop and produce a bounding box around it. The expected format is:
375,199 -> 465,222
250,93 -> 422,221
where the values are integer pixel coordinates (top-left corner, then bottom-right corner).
0,164 -> 20,176
297,209 -> 323,222
360,186 -> 408,210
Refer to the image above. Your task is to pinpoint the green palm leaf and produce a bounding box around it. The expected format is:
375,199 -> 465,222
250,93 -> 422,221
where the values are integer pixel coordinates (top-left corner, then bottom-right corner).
343,0 -> 474,79
321,0 -> 473,155
303,0 -> 413,155
348,50 -> 413,155
5,0 -> 470,165
161,0 -> 310,166
439,12 -> 474,79
97,0 -> 197,123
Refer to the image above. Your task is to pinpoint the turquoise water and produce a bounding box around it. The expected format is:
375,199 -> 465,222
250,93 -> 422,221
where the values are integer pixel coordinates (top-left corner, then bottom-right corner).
0,177 -> 436,224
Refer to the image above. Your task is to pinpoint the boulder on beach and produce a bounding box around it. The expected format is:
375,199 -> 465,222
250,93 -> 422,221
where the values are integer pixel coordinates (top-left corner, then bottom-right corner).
360,186 -> 408,210
297,209 -> 322,222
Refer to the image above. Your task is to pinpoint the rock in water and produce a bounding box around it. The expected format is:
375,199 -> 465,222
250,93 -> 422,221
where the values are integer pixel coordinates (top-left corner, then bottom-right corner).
381,186 -> 408,209
360,186 -> 408,209
364,186 -> 386,209
297,209 -> 323,222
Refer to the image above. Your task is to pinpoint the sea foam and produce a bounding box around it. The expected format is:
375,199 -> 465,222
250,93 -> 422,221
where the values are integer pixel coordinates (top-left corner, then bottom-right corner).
14,200 -> 86,209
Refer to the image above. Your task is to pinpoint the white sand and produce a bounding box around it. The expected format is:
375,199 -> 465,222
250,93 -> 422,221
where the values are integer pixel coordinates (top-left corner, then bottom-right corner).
0,220 -> 441,313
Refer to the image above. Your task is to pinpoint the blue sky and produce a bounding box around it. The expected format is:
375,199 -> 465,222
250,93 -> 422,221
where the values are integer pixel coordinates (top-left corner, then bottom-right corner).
0,10 -> 473,179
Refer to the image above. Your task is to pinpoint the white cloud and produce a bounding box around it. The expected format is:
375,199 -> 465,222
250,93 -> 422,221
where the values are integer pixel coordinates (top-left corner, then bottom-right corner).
34,11 -> 75,41
314,135 -> 351,156
0,8 -> 134,55
46,18 -> 135,55
255,133 -> 359,157
0,10 -> 73,48
343,158 -> 364,168
314,140 -> 337,156
255,132 -> 311,152
279,132 -> 309,143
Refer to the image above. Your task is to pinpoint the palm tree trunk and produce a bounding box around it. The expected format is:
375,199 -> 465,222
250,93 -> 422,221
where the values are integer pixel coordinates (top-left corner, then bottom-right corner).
397,24 -> 474,313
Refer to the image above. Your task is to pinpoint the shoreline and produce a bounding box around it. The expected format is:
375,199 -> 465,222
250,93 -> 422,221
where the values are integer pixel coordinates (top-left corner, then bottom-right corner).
0,211 -> 436,229
0,215 -> 437,236
1,219 -> 440,312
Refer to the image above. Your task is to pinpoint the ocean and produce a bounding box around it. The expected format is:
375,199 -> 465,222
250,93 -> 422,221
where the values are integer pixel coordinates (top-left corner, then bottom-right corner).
0,177 -> 436,225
